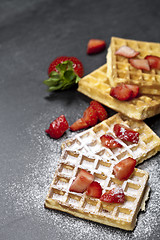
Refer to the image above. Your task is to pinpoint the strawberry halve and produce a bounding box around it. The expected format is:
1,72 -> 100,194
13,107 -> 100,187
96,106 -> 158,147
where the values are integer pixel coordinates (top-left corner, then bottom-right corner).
69,169 -> 94,193
113,124 -> 139,143
115,45 -> 139,58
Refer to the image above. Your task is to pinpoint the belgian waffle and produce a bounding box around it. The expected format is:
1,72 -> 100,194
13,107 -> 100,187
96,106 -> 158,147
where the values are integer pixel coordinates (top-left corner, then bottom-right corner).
77,64 -> 160,120
62,114 -> 160,165
106,37 -> 160,95
45,114 -> 160,230
45,150 -> 149,230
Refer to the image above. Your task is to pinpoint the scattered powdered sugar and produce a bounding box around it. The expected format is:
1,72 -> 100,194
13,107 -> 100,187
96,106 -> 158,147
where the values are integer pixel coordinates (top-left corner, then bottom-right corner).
1,113 -> 160,240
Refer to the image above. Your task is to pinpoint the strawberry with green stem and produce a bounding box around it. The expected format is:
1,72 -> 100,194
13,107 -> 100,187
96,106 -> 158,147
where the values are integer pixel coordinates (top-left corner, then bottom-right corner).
43,56 -> 84,91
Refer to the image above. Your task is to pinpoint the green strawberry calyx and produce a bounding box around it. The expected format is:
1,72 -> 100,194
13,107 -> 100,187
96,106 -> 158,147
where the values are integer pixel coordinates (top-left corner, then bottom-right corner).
43,60 -> 81,91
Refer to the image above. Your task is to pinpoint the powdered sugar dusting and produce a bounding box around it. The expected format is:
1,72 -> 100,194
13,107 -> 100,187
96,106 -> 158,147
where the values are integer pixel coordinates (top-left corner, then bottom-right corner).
1,113 -> 160,240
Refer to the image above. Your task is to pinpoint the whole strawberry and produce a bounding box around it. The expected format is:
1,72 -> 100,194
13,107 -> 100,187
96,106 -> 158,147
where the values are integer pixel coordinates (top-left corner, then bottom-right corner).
45,115 -> 69,139
48,56 -> 84,77
43,56 -> 84,91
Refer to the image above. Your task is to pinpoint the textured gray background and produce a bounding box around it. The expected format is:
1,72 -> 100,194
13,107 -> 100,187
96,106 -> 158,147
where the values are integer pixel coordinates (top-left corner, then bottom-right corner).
0,0 -> 160,239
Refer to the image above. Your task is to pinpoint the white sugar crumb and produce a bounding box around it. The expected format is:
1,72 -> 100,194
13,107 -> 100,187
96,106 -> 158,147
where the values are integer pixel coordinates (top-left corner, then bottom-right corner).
1,114 -> 160,240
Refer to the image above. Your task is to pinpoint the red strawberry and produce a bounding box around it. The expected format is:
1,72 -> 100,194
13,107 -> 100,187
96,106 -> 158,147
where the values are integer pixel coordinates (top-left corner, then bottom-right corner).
48,56 -> 84,77
113,157 -> 136,181
69,169 -> 94,193
145,55 -> 160,70
129,59 -> 150,71
110,84 -> 139,101
100,134 -> 122,149
100,187 -> 125,203
125,84 -> 139,98
115,45 -> 139,58
70,118 -> 88,131
45,115 -> 69,139
70,102 -> 107,132
86,181 -> 102,198
87,39 -> 106,54
110,84 -> 132,101
44,56 -> 84,91
83,106 -> 98,126
113,124 -> 139,144
90,101 -> 108,121
48,56 -> 68,75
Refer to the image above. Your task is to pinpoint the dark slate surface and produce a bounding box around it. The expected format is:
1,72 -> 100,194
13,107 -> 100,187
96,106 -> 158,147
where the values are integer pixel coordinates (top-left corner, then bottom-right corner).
0,0 -> 160,239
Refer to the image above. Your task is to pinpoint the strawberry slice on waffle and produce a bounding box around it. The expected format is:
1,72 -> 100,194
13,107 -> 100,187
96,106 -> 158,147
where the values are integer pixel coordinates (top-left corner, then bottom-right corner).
69,169 -> 94,193
110,84 -> 139,101
113,157 -> 136,181
114,124 -> 139,143
86,181 -> 102,198
129,59 -> 150,71
115,45 -> 139,58
145,55 -> 160,70
100,134 -> 122,149
100,187 -> 125,203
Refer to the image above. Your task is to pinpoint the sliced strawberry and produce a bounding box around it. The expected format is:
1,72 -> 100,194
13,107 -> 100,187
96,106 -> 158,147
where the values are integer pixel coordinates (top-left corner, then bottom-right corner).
83,106 -> 98,126
113,157 -> 136,181
70,118 -> 88,131
113,124 -> 139,144
115,46 -> 139,58
145,55 -> 160,70
100,187 -> 125,203
45,115 -> 69,139
87,39 -> 106,55
129,59 -> 150,71
110,84 -> 132,101
100,134 -> 122,149
86,181 -> 102,198
125,84 -> 139,98
90,101 -> 108,121
70,103 -> 104,132
69,169 -> 94,193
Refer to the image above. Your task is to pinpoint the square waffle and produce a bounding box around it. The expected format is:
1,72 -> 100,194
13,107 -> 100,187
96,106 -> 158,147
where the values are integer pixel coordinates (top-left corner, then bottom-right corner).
45,150 -> 149,230
77,64 -> 160,120
62,114 -> 160,166
106,37 -> 160,95
45,114 -> 160,230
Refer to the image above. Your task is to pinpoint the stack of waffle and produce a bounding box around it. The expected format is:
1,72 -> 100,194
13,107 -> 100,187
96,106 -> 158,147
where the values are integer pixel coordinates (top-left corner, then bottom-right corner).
45,37 -> 160,230
107,37 -> 160,95
78,37 -> 160,120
